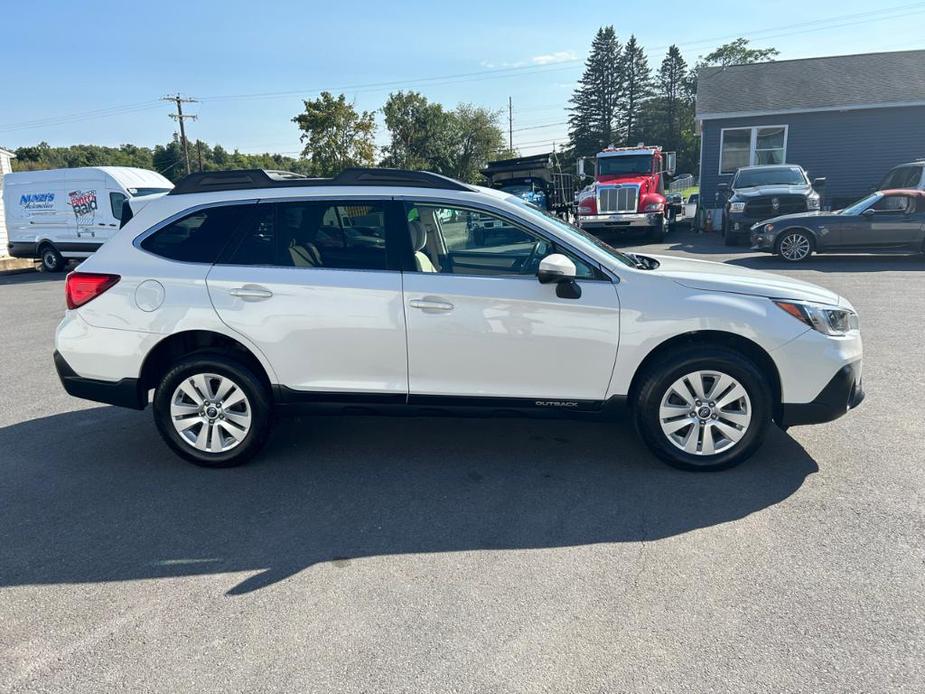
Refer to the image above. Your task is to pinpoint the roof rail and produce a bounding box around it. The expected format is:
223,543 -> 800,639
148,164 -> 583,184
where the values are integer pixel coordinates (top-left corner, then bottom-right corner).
168,167 -> 473,195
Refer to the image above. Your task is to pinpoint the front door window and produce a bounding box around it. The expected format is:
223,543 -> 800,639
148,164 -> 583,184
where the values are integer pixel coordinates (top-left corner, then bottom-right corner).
404,203 -> 597,279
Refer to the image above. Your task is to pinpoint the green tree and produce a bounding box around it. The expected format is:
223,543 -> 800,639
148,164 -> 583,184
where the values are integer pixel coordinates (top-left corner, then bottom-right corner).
380,91 -> 453,171
567,26 -> 622,157
701,38 -> 779,67
656,45 -> 688,152
292,91 -> 376,177
619,35 -> 652,145
445,104 -> 506,183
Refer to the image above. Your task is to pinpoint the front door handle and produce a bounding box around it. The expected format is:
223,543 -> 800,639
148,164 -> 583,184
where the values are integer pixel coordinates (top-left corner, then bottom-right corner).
409,297 -> 454,312
229,285 -> 273,301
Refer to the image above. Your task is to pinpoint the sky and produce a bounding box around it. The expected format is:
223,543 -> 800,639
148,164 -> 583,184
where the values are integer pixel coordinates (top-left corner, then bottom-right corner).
1,0 -> 924,157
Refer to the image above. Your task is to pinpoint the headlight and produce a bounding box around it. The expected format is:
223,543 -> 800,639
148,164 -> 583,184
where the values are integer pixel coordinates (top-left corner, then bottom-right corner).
774,299 -> 859,336
764,223 -> 775,233
807,196 -> 821,210
644,202 -> 664,212
729,202 -> 746,213
577,205 -> 593,215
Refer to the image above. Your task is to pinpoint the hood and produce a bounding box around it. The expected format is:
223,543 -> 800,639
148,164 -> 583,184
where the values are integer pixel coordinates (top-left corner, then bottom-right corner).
644,254 -> 841,305
753,211 -> 838,228
730,184 -> 812,200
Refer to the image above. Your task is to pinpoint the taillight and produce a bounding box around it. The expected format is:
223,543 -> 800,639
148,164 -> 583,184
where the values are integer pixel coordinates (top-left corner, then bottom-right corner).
65,272 -> 120,310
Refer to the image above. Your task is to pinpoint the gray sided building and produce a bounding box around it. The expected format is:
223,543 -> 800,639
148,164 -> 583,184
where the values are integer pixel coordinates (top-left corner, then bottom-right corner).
696,50 -> 925,210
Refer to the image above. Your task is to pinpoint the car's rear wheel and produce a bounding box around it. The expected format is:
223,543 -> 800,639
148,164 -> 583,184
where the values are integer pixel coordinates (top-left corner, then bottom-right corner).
39,244 -> 66,273
776,230 -> 814,262
634,346 -> 772,471
153,354 -> 272,467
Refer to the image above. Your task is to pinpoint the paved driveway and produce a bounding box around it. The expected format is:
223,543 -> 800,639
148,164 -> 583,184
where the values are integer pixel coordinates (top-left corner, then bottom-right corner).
1,233 -> 922,692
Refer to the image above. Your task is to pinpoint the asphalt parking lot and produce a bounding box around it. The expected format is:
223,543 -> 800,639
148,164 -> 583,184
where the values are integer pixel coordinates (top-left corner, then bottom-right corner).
1,230 -> 923,693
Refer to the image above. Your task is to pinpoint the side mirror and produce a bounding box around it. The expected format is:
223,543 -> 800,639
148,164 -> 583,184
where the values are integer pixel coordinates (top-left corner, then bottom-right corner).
813,177 -> 827,188
537,253 -> 577,284
664,151 -> 677,176
537,253 -> 582,298
861,208 -> 876,217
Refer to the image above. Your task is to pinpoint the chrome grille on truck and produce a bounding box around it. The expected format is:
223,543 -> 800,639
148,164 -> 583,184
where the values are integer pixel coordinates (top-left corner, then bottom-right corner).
598,185 -> 639,213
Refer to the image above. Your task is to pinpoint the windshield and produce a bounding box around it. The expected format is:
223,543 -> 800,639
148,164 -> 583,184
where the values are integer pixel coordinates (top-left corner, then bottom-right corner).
840,193 -> 881,216
597,155 -> 653,176
732,167 -> 806,188
128,187 -> 172,197
508,197 -> 637,268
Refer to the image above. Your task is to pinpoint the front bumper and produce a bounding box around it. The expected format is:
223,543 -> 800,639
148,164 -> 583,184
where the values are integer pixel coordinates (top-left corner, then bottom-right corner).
725,212 -> 767,239
750,230 -> 777,252
578,213 -> 660,230
779,361 -> 864,426
54,350 -> 146,410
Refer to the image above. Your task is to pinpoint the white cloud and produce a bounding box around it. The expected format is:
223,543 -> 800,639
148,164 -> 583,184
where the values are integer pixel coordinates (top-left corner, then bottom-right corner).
530,50 -> 577,66
480,50 -> 577,70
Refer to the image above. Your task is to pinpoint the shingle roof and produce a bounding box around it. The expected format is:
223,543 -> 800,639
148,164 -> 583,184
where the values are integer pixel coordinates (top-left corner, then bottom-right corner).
696,49 -> 925,120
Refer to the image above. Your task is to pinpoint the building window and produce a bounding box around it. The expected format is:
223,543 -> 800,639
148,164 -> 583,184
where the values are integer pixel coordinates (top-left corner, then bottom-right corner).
720,125 -> 788,174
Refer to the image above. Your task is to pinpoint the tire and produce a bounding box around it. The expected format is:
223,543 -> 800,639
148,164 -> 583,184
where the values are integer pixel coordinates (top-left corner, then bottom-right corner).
153,353 -> 272,468
775,229 -> 814,262
722,220 -> 737,246
634,346 -> 773,471
39,244 -> 66,273
647,215 -> 666,242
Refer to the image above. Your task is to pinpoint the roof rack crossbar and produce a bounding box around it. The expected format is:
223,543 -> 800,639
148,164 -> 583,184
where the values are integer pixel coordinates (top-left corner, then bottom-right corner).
168,167 -> 473,195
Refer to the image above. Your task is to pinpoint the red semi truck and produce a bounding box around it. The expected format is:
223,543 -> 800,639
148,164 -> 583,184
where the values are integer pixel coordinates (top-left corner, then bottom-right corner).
575,145 -> 677,241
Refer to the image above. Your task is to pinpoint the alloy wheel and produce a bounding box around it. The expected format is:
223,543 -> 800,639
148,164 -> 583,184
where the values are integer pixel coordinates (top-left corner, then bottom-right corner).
658,370 -> 752,457
170,373 -> 252,453
779,233 -> 811,261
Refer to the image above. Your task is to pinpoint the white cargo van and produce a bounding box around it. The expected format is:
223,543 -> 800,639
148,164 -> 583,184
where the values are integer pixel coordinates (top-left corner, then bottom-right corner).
3,167 -> 172,271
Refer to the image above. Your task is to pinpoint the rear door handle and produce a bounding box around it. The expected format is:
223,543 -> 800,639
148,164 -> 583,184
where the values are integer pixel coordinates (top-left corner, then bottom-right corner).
229,285 -> 273,301
409,297 -> 454,312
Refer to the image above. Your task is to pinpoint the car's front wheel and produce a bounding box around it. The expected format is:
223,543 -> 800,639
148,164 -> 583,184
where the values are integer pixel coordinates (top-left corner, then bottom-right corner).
634,346 -> 772,471
776,230 -> 814,262
153,354 -> 272,467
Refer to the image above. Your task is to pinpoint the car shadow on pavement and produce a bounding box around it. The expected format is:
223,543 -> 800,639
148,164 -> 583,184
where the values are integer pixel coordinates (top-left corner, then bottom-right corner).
727,254 -> 925,273
0,406 -> 818,596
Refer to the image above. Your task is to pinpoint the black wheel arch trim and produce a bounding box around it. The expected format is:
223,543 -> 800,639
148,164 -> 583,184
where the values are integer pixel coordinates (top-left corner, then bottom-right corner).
54,351 -> 146,410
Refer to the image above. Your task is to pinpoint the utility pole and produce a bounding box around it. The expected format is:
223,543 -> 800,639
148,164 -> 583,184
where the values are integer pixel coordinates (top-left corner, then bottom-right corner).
196,140 -> 204,172
508,96 -> 513,152
162,94 -> 198,175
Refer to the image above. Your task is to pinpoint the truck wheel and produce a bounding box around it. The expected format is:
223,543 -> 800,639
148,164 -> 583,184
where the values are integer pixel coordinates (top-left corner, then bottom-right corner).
648,216 -> 666,242
722,220 -> 737,246
39,244 -> 66,273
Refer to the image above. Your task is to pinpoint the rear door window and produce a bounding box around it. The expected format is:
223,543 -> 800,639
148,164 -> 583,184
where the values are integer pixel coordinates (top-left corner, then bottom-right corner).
140,204 -> 254,263
274,200 -> 395,270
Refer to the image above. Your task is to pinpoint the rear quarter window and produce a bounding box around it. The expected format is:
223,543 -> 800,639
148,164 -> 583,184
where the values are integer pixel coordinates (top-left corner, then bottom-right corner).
139,204 -> 254,263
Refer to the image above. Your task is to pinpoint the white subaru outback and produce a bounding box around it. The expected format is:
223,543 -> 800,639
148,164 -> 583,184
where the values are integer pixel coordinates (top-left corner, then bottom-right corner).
54,168 -> 864,471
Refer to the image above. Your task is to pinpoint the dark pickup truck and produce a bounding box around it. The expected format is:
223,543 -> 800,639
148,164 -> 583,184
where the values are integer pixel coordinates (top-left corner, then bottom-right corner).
720,165 -> 825,246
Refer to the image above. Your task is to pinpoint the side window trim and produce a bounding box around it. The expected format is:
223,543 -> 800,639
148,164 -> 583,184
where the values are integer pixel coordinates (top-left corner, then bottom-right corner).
396,196 -> 610,281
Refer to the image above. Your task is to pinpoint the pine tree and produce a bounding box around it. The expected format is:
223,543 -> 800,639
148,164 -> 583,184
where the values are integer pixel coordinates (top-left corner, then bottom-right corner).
567,26 -> 622,157
619,35 -> 653,145
657,45 -> 687,152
